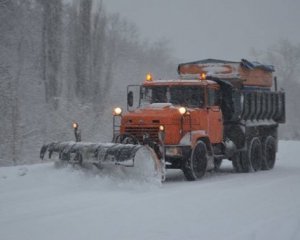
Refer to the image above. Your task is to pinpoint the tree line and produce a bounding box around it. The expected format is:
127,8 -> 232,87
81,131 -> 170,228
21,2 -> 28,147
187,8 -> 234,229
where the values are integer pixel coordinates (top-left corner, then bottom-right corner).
0,0 -> 175,165
252,39 -> 300,140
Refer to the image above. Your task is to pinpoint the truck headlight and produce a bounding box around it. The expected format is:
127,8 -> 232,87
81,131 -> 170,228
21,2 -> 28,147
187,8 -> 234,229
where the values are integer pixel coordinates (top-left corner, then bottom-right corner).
159,125 -> 165,131
178,107 -> 187,115
113,107 -> 122,116
72,122 -> 79,129
158,125 -> 165,142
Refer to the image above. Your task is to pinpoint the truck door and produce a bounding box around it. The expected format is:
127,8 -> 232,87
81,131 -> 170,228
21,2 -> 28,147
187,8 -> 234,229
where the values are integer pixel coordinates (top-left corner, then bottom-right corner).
207,88 -> 223,143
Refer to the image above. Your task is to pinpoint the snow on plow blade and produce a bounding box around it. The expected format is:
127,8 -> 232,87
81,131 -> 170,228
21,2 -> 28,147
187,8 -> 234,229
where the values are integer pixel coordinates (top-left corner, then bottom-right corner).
40,141 -> 163,181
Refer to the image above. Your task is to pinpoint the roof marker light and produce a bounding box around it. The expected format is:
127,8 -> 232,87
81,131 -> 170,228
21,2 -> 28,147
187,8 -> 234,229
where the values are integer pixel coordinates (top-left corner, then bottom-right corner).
146,73 -> 153,81
200,72 -> 206,80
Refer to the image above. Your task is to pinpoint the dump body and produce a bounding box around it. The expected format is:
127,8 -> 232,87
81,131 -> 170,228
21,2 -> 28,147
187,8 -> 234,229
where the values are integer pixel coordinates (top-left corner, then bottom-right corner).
178,58 -> 274,88
176,59 -> 285,122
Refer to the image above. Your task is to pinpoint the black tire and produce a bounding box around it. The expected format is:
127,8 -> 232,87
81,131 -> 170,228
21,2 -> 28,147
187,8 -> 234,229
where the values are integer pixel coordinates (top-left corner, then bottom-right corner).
262,136 -> 276,170
232,151 -> 250,173
182,141 -> 208,181
248,137 -> 262,171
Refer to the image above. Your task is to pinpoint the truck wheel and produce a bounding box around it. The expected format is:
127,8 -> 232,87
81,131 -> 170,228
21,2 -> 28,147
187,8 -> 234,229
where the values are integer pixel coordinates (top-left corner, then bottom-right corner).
232,151 -> 250,173
183,141 -> 208,181
248,137 -> 262,171
262,136 -> 276,170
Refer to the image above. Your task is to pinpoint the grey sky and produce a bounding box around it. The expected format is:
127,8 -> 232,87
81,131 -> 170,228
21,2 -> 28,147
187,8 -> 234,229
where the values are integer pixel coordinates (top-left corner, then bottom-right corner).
103,0 -> 300,62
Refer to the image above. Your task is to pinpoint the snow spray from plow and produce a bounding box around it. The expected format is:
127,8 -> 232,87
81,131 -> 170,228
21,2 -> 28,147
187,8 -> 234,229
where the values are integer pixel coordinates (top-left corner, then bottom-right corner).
40,123 -> 163,182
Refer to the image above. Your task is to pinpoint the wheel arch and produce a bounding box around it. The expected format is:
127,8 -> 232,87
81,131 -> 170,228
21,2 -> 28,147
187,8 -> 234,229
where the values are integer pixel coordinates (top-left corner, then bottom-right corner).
180,131 -> 213,156
197,137 -> 213,157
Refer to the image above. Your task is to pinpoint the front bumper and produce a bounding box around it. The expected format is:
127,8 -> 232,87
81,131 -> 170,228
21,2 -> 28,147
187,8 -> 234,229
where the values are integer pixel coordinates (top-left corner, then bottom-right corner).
163,145 -> 191,169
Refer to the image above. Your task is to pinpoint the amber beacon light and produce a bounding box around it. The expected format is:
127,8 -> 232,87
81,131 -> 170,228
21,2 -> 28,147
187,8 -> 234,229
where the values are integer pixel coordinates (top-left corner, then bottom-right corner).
146,73 -> 153,81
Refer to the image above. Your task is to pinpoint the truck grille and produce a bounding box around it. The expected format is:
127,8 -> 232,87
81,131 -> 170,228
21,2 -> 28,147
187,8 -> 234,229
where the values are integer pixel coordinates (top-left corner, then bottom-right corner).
124,126 -> 159,143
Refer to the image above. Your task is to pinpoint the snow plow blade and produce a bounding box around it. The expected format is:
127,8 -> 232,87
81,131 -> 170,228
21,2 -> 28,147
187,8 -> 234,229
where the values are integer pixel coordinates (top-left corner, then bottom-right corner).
40,142 -> 142,165
40,141 -> 163,180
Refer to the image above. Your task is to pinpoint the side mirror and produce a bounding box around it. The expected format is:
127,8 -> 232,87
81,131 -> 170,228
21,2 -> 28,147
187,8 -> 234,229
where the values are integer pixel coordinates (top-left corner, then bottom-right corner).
127,91 -> 133,107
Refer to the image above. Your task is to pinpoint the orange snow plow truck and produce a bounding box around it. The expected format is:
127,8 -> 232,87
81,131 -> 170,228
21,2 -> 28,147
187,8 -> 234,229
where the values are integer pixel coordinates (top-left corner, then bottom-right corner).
41,59 -> 285,181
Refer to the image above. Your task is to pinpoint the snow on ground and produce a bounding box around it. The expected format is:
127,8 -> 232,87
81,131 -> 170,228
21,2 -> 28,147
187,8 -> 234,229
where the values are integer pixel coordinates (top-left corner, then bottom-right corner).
0,141 -> 300,240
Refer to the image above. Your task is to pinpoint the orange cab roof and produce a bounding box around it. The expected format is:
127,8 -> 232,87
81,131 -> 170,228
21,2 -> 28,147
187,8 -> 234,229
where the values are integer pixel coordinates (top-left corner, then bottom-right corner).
143,79 -> 219,87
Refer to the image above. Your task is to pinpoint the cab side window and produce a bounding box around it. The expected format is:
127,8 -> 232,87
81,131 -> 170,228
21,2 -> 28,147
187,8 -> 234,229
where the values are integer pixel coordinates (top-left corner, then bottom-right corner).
208,88 -> 220,106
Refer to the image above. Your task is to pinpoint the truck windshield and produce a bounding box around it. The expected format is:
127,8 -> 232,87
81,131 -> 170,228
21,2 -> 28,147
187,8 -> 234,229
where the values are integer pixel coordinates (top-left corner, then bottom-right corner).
141,86 -> 205,108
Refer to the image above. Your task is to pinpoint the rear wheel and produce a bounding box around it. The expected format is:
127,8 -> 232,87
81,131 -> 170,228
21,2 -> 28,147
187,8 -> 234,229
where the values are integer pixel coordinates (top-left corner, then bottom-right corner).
232,137 -> 263,172
232,151 -> 250,173
183,141 -> 208,181
248,137 -> 262,171
262,136 -> 276,170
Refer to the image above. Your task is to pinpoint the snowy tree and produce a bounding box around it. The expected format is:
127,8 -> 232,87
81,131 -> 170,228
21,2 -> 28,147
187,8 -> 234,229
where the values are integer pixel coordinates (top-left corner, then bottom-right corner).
39,0 -> 63,109
90,1 -> 107,105
0,0 -> 175,165
252,39 -> 300,139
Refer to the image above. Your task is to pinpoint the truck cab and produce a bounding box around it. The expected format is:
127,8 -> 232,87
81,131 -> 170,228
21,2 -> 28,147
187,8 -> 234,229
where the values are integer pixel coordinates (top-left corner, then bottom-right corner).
113,73 -> 224,179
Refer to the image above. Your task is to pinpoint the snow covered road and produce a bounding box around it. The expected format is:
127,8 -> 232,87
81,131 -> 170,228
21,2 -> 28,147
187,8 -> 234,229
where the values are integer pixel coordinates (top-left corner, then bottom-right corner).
1,141 -> 300,240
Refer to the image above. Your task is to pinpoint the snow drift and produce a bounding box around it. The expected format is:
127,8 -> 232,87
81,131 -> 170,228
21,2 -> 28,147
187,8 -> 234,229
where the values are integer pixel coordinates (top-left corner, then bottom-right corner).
0,141 -> 300,240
